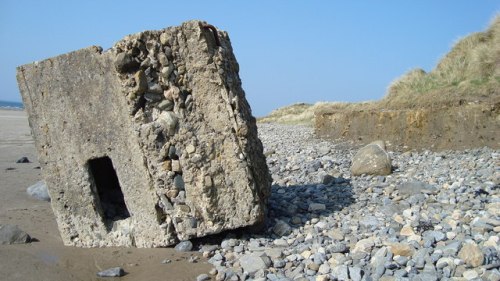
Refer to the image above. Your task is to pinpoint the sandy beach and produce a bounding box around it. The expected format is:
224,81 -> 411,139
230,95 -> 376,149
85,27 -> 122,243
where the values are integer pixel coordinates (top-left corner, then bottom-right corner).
0,109 -> 211,281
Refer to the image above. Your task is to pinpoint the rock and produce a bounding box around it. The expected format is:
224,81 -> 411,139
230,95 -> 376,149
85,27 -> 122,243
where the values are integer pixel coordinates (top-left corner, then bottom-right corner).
318,263 -> 330,274
114,52 -> 139,73
157,99 -> 174,111
331,265 -> 349,280
442,241 -> 461,256
215,271 -> 226,281
349,266 -> 363,281
273,220 -> 292,236
331,242 -> 348,253
423,230 -> 445,242
350,141 -> 392,176
315,275 -> 329,281
17,20 -> 272,248
173,174 -> 185,190
462,269 -> 479,280
353,237 -> 375,254
482,269 -> 500,281
308,262 -> 320,271
16,156 -> 30,163
175,240 -> 193,252
397,181 -> 436,197
131,70 -> 147,97
0,224 -> 31,244
360,215 -> 380,228
196,273 -> 210,281
158,111 -> 179,136
96,267 -> 125,277
436,257 -> 454,269
144,92 -> 163,102
458,242 -> 484,267
26,181 -> 51,201
239,253 -> 269,275
388,243 -> 414,257
309,203 -> 326,211
400,225 -> 415,236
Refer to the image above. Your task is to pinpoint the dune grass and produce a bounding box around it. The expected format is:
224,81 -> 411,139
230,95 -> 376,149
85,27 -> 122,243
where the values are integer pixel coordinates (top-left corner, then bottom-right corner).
260,15 -> 500,125
381,14 -> 500,109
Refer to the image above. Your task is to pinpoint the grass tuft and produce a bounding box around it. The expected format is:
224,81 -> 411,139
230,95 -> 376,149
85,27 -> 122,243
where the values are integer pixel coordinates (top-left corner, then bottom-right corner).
382,14 -> 500,109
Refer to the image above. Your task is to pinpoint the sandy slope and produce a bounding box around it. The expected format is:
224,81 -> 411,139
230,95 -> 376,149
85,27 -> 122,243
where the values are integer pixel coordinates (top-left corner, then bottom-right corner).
0,109 -> 211,281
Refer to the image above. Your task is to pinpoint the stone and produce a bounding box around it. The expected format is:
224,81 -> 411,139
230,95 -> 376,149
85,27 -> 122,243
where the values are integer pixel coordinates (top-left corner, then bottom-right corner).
353,237 -> 375,253
331,265 -> 349,280
158,111 -> 179,136
186,144 -> 196,154
360,215 -> 380,228
215,271 -> 226,281
157,99 -> 174,111
16,21 -> 271,247
16,156 -> 30,163
26,180 -> 50,201
397,181 -> 436,197
388,243 -> 414,257
273,220 -> 292,236
309,203 -> 326,211
114,52 -> 139,73
196,273 -> 210,281
400,225 -> 415,236
442,241 -> 461,256
316,275 -> 329,281
96,267 -> 125,277
331,242 -> 348,253
436,257 -> 454,269
131,70 -> 147,97
0,224 -> 31,244
350,141 -> 392,176
318,263 -> 330,274
239,253 -> 269,275
349,266 -> 363,281
175,240 -> 193,252
482,270 -> 500,281
462,269 -> 479,280
458,242 -> 484,267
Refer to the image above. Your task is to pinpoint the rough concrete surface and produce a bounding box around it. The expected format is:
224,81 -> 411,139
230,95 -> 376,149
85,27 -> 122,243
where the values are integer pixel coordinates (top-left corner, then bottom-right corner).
16,20 -> 271,247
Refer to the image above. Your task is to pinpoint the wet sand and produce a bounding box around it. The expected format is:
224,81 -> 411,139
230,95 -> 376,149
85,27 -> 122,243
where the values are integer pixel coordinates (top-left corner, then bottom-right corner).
0,109 -> 211,281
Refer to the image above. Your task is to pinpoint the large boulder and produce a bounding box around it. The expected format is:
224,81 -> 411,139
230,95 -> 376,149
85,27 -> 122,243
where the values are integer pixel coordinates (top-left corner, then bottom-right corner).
16,21 -> 271,247
351,141 -> 392,176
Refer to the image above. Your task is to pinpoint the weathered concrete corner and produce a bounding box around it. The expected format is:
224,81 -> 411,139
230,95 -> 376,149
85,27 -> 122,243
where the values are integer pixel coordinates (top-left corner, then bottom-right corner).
16,21 -> 271,247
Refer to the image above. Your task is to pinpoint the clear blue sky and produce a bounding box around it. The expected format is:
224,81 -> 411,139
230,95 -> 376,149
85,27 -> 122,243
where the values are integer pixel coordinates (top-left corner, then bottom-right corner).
1,1 -> 498,116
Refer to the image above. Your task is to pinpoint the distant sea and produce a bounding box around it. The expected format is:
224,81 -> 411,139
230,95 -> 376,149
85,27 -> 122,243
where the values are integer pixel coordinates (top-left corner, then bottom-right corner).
0,100 -> 24,110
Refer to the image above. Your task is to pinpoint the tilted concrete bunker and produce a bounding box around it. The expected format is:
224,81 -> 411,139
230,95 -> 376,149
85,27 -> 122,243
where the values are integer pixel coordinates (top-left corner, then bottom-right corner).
16,21 -> 271,247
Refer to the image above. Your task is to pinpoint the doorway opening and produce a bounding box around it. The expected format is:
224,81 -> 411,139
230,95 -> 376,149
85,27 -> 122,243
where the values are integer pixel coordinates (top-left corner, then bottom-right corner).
88,156 -> 130,230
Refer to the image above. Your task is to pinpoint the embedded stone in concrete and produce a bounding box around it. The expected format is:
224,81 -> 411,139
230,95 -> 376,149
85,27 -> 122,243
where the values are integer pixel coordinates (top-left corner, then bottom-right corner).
16,21 -> 271,247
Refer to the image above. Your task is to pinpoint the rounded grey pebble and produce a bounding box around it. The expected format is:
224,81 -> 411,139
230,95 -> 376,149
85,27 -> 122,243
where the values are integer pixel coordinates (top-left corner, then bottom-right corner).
196,273 -> 210,281
175,240 -> 193,252
96,267 -> 125,277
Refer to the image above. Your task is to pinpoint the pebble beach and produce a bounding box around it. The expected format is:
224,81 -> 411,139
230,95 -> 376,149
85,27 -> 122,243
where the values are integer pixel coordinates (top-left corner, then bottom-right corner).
198,123 -> 499,281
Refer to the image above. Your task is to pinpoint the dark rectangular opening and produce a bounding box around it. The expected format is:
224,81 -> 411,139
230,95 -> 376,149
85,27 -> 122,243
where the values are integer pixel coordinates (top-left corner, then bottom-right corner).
88,156 -> 130,230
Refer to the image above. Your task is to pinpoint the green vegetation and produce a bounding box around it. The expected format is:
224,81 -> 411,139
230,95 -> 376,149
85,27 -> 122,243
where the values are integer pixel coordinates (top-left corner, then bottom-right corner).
257,103 -> 316,125
257,101 -> 376,125
382,14 -> 500,108
260,15 -> 500,125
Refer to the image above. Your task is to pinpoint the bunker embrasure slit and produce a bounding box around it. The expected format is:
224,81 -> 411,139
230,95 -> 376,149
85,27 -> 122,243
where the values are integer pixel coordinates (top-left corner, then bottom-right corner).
88,156 -> 130,229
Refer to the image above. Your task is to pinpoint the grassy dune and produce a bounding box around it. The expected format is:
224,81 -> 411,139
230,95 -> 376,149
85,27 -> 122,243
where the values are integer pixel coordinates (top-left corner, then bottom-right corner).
382,15 -> 500,109
260,14 -> 500,125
